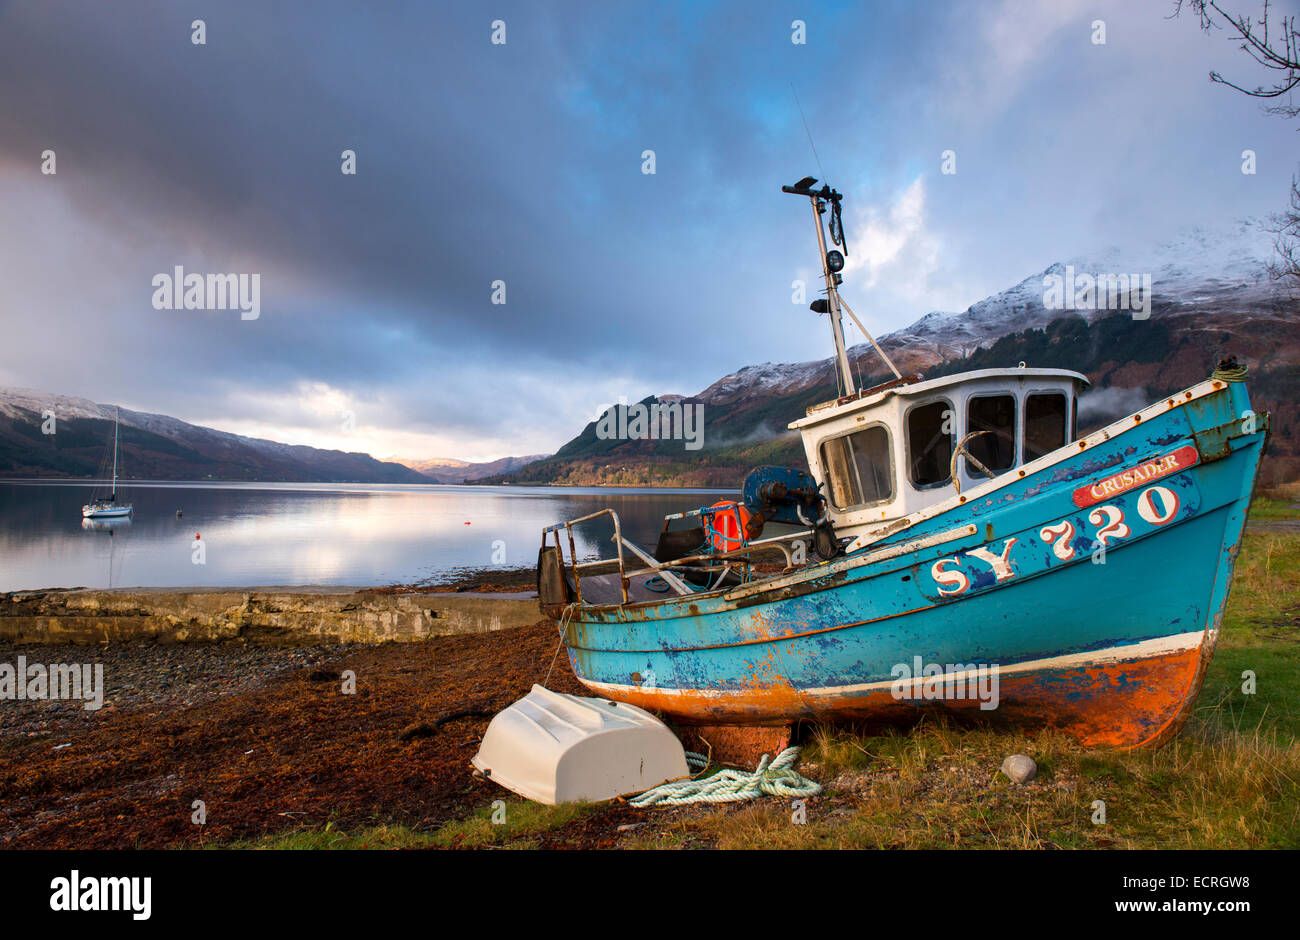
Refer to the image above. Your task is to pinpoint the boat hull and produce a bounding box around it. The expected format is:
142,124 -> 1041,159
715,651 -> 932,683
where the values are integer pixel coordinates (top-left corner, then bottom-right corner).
559,377 -> 1267,748
82,505 -> 132,518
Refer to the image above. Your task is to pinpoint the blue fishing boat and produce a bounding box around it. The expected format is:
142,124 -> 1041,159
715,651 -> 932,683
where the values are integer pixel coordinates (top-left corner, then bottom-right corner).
538,178 -> 1269,748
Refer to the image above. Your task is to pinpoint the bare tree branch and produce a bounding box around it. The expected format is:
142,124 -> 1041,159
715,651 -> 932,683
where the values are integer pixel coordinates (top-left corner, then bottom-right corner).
1266,174 -> 1300,288
1173,0 -> 1300,117
1174,0 -> 1300,283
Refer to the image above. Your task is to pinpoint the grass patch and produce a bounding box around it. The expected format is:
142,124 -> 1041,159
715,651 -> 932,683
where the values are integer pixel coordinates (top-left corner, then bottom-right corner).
222,800 -> 597,850
1246,496 -> 1300,522
223,822 -> 440,850
423,799 -> 595,848
627,719 -> 1300,850
1221,532 -> 1300,635
1209,531 -> 1300,739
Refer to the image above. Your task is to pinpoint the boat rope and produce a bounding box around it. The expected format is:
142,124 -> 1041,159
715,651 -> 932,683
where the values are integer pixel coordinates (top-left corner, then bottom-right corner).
542,605 -> 575,687
685,750 -> 709,770
628,746 -> 822,807
1212,361 -> 1249,383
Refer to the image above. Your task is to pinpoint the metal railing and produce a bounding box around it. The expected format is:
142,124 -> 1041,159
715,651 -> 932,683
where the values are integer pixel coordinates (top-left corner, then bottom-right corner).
542,508 -> 819,607
543,508 -> 629,605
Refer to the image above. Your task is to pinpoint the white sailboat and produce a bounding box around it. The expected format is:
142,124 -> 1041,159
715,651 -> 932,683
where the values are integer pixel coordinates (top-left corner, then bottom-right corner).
82,406 -> 133,519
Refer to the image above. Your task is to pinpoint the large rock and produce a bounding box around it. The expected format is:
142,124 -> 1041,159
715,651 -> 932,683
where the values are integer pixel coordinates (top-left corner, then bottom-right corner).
1000,754 -> 1038,784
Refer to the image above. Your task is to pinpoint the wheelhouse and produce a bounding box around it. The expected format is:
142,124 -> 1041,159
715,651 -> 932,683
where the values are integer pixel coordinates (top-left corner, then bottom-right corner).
791,367 -> 1088,538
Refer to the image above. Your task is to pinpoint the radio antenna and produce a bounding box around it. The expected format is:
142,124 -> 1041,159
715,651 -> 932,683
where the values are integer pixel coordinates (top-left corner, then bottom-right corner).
790,83 -> 824,178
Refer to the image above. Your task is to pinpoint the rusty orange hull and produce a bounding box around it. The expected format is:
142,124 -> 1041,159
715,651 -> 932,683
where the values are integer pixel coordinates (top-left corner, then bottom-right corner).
577,638 -> 1210,748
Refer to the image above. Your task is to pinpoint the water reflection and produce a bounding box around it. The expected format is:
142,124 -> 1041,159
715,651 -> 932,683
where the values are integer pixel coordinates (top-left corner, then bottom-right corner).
0,482 -> 735,591
81,517 -> 133,532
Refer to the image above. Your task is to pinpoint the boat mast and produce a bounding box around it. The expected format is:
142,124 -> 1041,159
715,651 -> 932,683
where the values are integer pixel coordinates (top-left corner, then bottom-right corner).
111,406 -> 118,502
783,177 -> 855,398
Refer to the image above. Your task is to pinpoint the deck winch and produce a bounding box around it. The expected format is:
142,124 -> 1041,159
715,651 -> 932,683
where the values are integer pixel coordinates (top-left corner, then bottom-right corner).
740,465 -> 843,559
682,466 -> 842,566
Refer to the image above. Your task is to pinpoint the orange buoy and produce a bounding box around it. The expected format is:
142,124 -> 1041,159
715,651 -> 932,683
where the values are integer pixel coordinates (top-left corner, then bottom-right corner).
706,500 -> 751,553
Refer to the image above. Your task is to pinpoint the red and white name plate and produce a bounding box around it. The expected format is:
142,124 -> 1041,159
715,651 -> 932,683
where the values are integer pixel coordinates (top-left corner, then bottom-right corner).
1071,445 -> 1199,508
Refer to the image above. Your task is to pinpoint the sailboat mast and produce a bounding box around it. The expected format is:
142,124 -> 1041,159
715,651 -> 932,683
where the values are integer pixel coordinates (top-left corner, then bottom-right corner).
111,406 -> 118,502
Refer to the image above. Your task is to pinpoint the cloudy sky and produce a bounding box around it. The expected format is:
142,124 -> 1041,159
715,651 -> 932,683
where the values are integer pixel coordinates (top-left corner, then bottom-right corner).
0,0 -> 1295,461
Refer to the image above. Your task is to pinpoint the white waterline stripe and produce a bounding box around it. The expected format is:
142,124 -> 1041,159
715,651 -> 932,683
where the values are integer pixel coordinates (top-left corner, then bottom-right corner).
801,630 -> 1204,695
579,630 -> 1206,701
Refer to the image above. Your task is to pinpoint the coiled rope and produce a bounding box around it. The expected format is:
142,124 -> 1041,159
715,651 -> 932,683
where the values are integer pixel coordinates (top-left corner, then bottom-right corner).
1212,357 -> 1249,383
629,746 -> 822,807
1212,363 -> 1249,382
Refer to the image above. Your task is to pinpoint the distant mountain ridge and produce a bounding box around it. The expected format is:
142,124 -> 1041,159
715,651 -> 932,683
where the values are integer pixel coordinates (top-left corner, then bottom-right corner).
391,453 -> 550,483
0,389 -> 542,484
492,220 -> 1300,488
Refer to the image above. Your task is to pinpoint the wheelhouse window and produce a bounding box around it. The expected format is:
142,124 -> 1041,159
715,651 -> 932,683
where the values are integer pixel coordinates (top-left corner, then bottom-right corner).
819,425 -> 893,509
966,394 -> 1016,474
1023,392 -> 1068,461
906,399 -> 954,488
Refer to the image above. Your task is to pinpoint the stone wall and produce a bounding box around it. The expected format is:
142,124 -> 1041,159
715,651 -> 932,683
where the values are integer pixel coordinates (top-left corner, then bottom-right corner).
0,588 -> 544,645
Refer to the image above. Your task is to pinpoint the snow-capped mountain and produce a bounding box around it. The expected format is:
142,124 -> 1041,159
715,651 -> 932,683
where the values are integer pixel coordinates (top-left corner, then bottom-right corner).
507,221 -> 1298,487
696,359 -> 832,407
877,218 -> 1287,370
690,219 -> 1292,394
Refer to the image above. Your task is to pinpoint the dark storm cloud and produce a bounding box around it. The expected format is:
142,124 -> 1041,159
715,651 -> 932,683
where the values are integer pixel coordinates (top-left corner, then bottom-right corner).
0,3 -> 591,345
0,1 -> 828,355
0,1 -> 866,425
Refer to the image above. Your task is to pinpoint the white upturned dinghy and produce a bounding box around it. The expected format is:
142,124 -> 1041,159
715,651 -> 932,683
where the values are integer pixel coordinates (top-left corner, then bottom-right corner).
472,684 -> 689,805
